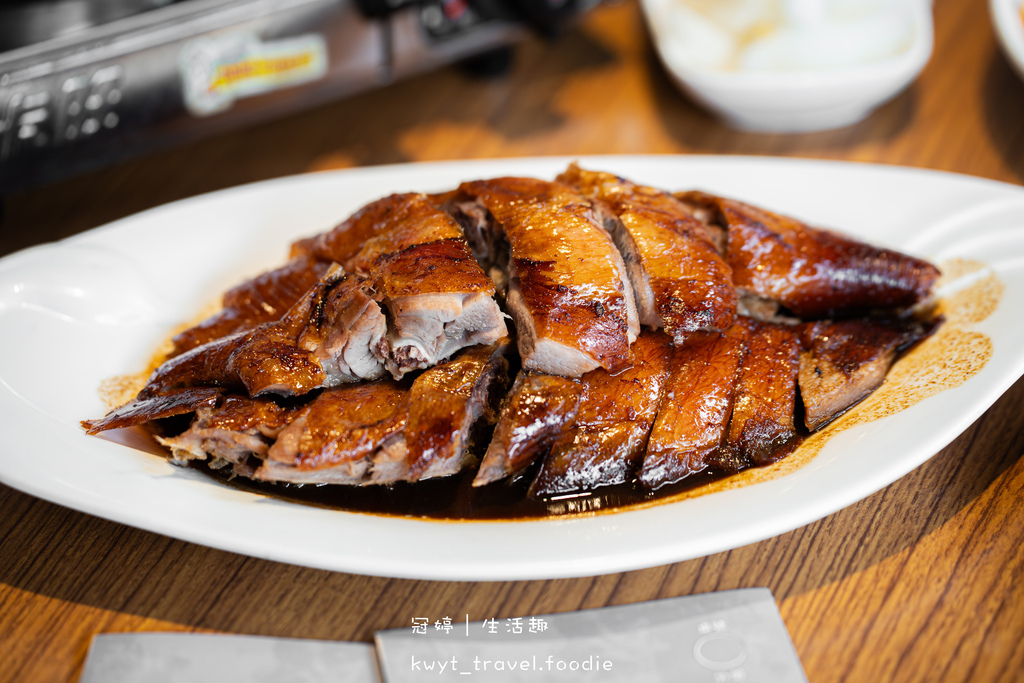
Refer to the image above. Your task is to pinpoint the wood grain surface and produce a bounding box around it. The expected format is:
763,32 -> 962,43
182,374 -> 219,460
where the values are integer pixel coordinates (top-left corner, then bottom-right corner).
3,0 -> 1024,680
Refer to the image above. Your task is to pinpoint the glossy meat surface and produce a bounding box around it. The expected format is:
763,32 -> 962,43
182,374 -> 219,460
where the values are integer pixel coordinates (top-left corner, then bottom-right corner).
718,318 -> 801,470
639,323 -> 747,489
798,318 -> 930,430
678,191 -> 940,318
373,339 -> 511,484
344,197 -> 466,271
336,194 -> 505,376
528,331 -> 673,498
290,193 -> 422,264
473,372 -> 584,486
559,165 -> 736,340
140,266 -> 388,399
83,169 -> 944,502
257,342 -> 509,485
81,386 -> 224,434
259,379 -> 410,484
455,177 -> 638,376
171,255 -> 331,357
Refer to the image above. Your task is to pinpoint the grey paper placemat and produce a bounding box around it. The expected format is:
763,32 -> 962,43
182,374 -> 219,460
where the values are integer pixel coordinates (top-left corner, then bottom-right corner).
78,633 -> 378,683
374,587 -> 806,682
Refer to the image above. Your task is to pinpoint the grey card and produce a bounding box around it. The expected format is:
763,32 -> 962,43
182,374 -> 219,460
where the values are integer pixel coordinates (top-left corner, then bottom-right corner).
374,588 -> 806,683
77,633 -> 379,683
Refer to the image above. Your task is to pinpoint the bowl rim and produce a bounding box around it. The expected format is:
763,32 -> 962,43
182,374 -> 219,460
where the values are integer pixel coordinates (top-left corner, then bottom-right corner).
990,0 -> 1024,77
640,0 -> 935,92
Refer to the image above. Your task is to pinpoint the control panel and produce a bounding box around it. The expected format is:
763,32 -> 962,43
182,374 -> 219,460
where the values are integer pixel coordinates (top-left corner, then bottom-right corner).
1,66 -> 124,164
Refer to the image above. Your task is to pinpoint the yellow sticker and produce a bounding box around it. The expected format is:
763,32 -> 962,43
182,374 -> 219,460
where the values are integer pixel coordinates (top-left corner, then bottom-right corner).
179,33 -> 328,116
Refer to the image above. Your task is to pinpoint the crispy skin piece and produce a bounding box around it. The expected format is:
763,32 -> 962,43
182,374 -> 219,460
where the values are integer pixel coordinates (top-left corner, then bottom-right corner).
313,193 -> 506,377
718,318 -> 801,471
375,238 -> 487,301
255,343 -> 510,485
371,339 -> 512,484
454,177 -> 639,376
678,191 -> 941,318
290,193 -> 423,263
443,196 -> 512,297
344,197 -> 466,271
170,255 -> 331,357
143,332 -> 254,396
639,324 -> 747,489
221,193 -> 504,378
798,318 -> 932,430
258,380 -> 410,483
558,165 -> 737,340
80,387 -> 224,434
374,236 -> 505,376
473,372 -> 584,486
528,331 -> 673,498
139,266 -> 387,399
156,395 -> 296,475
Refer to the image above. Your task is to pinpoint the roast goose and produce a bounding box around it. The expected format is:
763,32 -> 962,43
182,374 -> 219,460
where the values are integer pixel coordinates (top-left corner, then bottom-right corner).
83,165 -> 941,500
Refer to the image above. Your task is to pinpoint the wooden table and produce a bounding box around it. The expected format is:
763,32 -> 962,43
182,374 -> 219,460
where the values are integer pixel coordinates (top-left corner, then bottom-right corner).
3,0 -> 1024,680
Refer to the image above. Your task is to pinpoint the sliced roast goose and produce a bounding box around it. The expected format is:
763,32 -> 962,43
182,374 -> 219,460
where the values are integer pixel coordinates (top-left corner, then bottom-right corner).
528,331 -> 673,498
558,164 -> 736,341
677,191 -> 940,318
449,177 -> 639,377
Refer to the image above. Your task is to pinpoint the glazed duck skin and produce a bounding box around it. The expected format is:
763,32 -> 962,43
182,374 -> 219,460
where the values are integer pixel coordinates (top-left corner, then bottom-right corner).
453,177 -> 639,377
717,318 -> 801,471
310,193 -> 506,377
82,167 -> 945,508
639,323 -> 747,489
558,165 -> 737,340
257,379 -> 410,485
81,386 -> 225,434
473,372 -> 584,487
258,341 -> 511,485
139,265 -> 388,399
528,331 -> 673,498
363,228 -> 504,377
170,255 -> 331,357
678,191 -> 940,318
291,192 -> 425,264
798,318 -> 934,430
371,339 -> 512,484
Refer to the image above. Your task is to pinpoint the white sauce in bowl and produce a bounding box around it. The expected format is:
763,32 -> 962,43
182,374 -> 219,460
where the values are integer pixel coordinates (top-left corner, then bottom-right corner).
650,0 -> 917,74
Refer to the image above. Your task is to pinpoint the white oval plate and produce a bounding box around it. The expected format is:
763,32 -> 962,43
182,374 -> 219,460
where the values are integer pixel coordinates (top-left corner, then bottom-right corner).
2,156 -> 1024,581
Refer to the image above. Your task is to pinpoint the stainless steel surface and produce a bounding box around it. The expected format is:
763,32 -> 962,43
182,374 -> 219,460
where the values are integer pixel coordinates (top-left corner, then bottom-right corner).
0,0 -> 595,192
0,0 -> 178,51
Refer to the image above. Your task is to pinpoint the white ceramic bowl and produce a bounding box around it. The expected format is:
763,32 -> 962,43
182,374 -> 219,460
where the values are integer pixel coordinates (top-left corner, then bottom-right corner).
641,1 -> 934,133
991,0 -> 1024,82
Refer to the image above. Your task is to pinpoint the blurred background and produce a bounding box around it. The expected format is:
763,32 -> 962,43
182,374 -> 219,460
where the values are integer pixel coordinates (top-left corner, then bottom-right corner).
1,0 -> 1023,254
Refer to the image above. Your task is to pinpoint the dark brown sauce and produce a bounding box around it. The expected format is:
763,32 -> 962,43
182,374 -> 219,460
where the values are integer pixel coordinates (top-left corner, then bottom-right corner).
195,458 -> 737,521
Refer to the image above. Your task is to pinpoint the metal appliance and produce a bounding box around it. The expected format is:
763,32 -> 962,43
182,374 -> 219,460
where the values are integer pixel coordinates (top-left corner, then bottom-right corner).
0,0 -> 593,192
